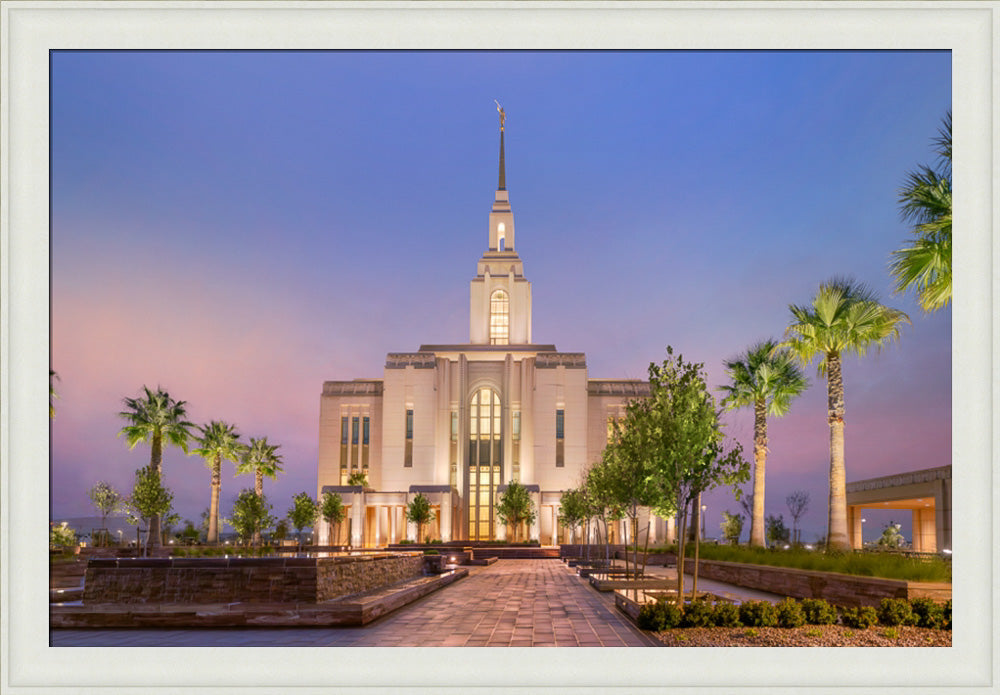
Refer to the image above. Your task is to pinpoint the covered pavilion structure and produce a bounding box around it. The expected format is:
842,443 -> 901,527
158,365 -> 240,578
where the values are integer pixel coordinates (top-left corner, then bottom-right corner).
845,464 -> 951,552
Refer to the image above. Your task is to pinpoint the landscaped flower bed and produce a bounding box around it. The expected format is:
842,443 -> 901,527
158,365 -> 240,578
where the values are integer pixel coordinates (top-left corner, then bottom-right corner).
625,596 -> 951,647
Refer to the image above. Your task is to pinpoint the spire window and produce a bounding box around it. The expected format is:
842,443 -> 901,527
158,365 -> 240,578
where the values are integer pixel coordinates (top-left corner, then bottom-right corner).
489,289 -> 509,345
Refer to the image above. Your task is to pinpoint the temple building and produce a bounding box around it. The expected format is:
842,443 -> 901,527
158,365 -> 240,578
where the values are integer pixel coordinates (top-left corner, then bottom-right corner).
316,107 -> 657,546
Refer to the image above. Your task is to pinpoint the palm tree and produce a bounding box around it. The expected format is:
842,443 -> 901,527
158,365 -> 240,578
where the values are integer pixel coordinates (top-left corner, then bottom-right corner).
889,112 -> 951,312
192,420 -> 243,544
50,370 -> 59,418
118,386 -> 194,549
720,339 -> 808,547
237,437 -> 284,545
781,278 -> 909,550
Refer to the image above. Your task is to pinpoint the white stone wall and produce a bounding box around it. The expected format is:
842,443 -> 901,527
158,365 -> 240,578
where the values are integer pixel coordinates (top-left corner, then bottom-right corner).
380,365 -> 438,491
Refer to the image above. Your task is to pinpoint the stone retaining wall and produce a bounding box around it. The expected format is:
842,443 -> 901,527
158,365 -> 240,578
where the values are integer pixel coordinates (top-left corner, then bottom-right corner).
676,557 -> 951,608
316,554 -> 424,601
83,553 -> 423,605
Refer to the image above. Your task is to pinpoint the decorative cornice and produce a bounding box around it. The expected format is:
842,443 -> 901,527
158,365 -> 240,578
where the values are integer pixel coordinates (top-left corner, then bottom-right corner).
846,465 -> 951,493
322,380 -> 383,396
535,352 -> 587,369
588,380 -> 651,397
418,344 -> 557,353
385,352 -> 437,369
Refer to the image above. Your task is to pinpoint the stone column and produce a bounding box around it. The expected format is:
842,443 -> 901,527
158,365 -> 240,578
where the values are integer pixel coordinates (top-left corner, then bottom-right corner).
374,505 -> 383,548
529,491 -> 541,542
440,492 -> 452,542
552,505 -> 559,546
849,506 -> 862,549
351,493 -> 363,548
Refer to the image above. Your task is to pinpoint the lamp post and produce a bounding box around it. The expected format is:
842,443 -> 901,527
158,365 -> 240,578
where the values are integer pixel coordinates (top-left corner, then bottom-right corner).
860,518 -> 867,548
701,504 -> 707,541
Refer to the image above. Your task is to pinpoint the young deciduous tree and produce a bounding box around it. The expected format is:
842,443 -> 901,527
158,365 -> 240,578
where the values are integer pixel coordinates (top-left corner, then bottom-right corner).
765,514 -> 791,547
287,492 -> 319,550
405,493 -> 435,544
643,347 -> 749,603
231,489 -> 275,548
720,511 -> 744,545
785,490 -> 810,545
495,481 -> 537,542
320,491 -> 347,546
130,466 -> 174,555
602,403 -> 662,579
557,487 -> 588,545
87,481 -> 124,545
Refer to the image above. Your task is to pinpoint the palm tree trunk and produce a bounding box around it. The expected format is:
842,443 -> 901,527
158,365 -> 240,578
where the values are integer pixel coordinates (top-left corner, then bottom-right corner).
253,472 -> 263,546
208,456 -> 221,543
749,397 -> 768,547
148,433 -> 163,549
826,352 -> 850,550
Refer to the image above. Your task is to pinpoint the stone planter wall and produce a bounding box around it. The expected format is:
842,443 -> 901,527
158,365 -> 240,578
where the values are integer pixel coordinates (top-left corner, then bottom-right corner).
673,557 -> 951,608
316,554 -> 424,601
83,553 -> 423,605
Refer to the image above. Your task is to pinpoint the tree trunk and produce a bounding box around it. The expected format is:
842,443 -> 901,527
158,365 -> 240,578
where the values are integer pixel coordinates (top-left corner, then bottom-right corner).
693,509 -> 701,600
676,503 -> 686,605
208,456 -> 221,543
622,517 -> 629,580
749,397 -> 768,547
641,521 -> 650,579
688,499 -> 700,543
253,472 -> 263,546
826,352 -> 850,550
148,433 -> 163,550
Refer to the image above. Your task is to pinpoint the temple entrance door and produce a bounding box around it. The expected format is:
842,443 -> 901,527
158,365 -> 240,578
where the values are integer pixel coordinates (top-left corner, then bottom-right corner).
467,387 -> 502,540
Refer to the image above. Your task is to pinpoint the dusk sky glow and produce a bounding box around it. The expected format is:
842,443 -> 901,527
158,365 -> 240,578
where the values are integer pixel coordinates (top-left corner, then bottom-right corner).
51,50 -> 952,544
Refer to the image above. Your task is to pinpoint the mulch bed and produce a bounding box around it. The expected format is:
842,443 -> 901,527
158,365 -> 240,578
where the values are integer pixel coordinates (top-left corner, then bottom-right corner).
652,624 -> 951,647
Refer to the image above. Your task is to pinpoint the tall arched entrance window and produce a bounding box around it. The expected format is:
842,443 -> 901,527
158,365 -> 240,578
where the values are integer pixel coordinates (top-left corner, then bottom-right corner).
467,387 -> 502,540
489,289 -> 509,345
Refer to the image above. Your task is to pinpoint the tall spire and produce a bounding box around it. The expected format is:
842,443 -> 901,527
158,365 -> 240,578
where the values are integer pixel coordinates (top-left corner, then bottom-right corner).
495,100 -> 506,191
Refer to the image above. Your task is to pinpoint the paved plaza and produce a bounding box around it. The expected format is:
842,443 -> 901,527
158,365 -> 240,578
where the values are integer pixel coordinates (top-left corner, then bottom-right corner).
50,559 -> 660,647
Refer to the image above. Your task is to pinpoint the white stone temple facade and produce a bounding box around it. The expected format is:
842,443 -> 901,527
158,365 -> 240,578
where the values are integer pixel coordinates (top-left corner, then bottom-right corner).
316,109 -> 661,546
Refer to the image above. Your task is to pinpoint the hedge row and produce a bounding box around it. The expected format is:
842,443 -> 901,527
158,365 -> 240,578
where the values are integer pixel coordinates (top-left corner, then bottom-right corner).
637,597 -> 951,632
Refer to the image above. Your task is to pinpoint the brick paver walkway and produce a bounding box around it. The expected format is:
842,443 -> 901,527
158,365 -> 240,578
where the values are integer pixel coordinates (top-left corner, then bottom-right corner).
50,559 -> 659,647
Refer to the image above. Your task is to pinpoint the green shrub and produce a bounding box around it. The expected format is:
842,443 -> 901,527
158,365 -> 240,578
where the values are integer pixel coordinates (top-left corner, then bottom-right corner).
739,600 -> 778,627
880,627 -> 900,639
775,598 -> 806,628
800,598 -> 838,625
680,600 -> 714,628
943,599 -> 952,630
637,600 -> 683,631
398,539 -> 414,545
840,606 -> 878,629
711,601 -> 741,627
877,598 -> 916,626
910,598 -> 946,629
423,549 -> 439,555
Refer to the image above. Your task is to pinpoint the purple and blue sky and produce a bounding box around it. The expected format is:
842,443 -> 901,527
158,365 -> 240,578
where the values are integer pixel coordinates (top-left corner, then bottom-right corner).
51,50 -> 951,544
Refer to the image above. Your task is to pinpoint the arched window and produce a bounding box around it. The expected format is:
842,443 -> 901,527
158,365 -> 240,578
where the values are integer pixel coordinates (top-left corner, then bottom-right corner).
497,222 -> 506,251
489,289 -> 509,345
468,387 -> 501,540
